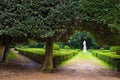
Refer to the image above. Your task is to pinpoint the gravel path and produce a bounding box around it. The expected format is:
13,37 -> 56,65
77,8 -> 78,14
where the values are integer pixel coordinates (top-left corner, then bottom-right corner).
0,50 -> 120,80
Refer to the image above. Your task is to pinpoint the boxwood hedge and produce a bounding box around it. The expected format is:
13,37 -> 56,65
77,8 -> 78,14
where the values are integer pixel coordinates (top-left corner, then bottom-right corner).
15,48 -> 78,67
91,50 -> 120,71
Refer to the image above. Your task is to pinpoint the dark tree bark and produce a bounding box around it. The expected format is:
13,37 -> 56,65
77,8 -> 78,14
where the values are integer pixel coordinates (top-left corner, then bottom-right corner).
0,35 -> 11,63
1,44 -> 10,63
41,37 -> 54,72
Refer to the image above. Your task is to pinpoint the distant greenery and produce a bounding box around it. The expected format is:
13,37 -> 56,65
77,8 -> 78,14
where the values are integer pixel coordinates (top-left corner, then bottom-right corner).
28,41 -> 44,48
68,31 -> 100,49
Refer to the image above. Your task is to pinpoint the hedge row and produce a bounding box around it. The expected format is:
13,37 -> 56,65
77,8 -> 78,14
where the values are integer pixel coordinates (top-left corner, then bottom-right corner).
91,50 -> 120,71
16,49 -> 78,67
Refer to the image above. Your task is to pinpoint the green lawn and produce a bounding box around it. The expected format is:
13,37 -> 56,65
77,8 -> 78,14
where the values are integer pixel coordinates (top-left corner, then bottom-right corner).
8,51 -> 18,61
0,51 -> 18,61
60,51 -> 114,70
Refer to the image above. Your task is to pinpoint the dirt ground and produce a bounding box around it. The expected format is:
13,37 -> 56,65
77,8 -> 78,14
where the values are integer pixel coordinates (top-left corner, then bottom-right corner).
0,49 -> 120,80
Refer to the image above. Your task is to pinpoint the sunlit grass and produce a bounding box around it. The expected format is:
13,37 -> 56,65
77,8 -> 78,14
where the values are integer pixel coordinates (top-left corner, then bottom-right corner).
60,51 -> 114,70
8,51 -> 18,61
0,51 -> 18,61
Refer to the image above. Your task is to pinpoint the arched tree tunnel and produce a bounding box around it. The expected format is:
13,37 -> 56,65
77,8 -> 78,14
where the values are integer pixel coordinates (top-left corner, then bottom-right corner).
0,0 -> 120,73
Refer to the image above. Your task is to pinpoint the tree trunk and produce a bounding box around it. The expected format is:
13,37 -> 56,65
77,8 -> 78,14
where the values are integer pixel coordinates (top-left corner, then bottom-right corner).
41,37 -> 54,72
1,44 -> 10,63
0,35 -> 11,63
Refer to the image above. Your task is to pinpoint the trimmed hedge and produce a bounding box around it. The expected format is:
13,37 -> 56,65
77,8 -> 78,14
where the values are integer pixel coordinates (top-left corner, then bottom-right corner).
16,48 -> 78,67
91,50 -> 120,71
110,46 -> 120,52
64,45 -> 71,49
44,43 -> 60,51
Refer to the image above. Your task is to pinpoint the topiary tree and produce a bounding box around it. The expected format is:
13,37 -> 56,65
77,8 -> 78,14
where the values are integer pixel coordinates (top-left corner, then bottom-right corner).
0,0 -> 30,63
20,0 -> 81,72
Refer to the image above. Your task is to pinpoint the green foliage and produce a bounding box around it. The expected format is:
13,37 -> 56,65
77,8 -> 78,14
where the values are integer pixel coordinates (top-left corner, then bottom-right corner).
0,0 -> 120,51
92,50 -> 120,58
110,46 -> 120,52
28,41 -> 44,48
53,43 -> 60,51
19,0 -> 81,39
0,51 -> 18,61
100,48 -> 104,50
79,0 -> 120,46
69,31 -> 100,49
0,0 -> 29,48
43,43 -> 60,50
16,48 -> 78,66
79,0 -> 120,26
64,45 -> 70,49
92,50 -> 120,70
8,51 -> 18,61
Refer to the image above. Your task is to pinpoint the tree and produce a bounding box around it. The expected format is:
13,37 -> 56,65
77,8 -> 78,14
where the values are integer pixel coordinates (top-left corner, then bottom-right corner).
0,0 -> 29,63
22,0 -> 120,72
20,0 -> 81,72
77,0 -> 120,46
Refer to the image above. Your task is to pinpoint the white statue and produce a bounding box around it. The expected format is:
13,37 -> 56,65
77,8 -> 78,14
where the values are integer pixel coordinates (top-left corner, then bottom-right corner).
83,40 -> 87,53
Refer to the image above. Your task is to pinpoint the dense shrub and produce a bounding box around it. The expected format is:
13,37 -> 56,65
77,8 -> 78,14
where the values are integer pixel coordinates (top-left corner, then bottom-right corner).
110,46 -> 120,52
100,48 -> 104,50
53,43 -> 60,50
28,41 -> 44,48
64,45 -> 71,49
44,43 -> 60,50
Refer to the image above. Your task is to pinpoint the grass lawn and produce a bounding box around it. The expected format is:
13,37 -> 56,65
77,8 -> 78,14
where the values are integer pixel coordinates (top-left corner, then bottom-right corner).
60,51 -> 114,70
0,50 -> 18,61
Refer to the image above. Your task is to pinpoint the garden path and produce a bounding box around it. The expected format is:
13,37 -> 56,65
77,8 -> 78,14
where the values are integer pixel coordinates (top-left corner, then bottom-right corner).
0,50 -> 120,80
